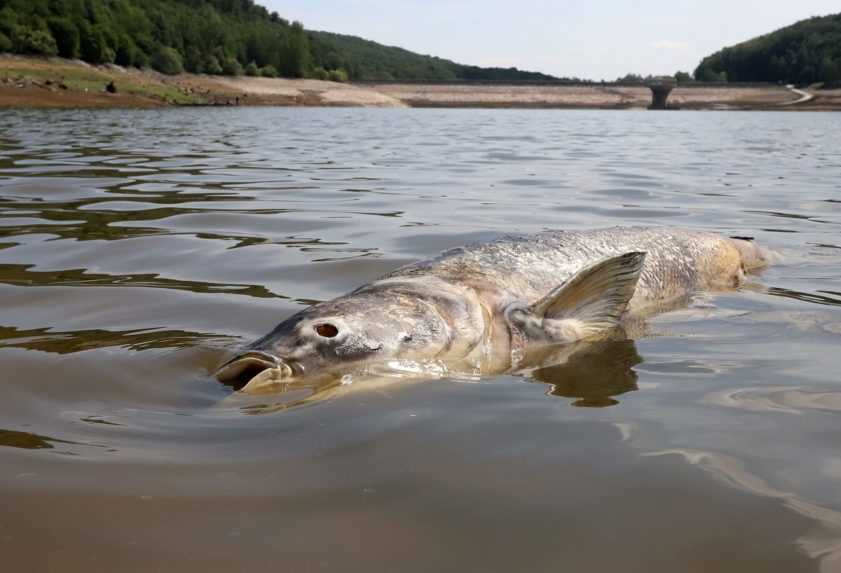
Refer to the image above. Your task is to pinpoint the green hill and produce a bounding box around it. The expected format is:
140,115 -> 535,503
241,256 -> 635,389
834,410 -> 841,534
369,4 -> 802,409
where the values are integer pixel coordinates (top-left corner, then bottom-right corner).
309,31 -> 557,82
695,12 -> 841,84
0,0 -> 557,82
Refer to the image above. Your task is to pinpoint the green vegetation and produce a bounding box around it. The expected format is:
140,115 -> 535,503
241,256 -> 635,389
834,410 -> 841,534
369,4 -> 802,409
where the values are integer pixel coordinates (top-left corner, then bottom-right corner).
0,0 -> 314,77
0,61 -> 200,104
613,73 -> 688,85
309,31 -> 557,82
0,0 -> 558,82
695,12 -> 841,84
151,46 -> 183,75
259,64 -> 277,78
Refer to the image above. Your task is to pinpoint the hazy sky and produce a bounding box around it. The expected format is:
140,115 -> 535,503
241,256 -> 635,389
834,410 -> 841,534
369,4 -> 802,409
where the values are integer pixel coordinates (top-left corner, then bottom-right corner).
261,1 -> 838,80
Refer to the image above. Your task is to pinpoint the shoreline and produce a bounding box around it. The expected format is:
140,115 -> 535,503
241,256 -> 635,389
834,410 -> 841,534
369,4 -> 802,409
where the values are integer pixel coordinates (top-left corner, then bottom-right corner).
2,55 -> 840,111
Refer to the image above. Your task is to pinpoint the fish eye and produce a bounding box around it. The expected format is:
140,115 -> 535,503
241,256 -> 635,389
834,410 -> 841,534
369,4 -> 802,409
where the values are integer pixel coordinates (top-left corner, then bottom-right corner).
314,323 -> 339,338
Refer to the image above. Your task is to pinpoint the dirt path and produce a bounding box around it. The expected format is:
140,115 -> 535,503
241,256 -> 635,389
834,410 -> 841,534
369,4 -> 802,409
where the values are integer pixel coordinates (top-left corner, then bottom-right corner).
782,85 -> 814,106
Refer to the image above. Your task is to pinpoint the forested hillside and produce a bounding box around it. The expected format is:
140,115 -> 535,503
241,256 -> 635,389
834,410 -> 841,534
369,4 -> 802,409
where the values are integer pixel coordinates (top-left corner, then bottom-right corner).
695,12 -> 841,84
310,31 -> 557,82
0,0 -> 557,82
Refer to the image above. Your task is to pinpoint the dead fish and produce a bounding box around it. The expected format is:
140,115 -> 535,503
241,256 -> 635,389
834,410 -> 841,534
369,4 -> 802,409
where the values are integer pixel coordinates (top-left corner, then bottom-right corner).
216,226 -> 770,393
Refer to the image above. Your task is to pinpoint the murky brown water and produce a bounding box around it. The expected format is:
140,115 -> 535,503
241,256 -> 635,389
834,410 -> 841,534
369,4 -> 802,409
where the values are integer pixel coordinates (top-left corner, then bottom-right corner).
1,108 -> 841,572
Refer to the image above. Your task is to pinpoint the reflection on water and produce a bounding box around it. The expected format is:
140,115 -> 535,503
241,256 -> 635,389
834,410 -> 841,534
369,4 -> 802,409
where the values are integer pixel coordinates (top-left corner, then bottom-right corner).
768,286 -> 841,307
0,263 -> 278,298
0,108 -> 840,572
527,339 -> 641,407
0,325 -> 232,354
704,386 -> 841,414
0,429 -> 65,449
647,449 -> 841,568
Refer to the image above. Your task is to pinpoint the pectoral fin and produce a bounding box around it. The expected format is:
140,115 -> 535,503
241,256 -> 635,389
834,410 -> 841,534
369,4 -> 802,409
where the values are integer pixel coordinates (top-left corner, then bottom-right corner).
506,251 -> 646,343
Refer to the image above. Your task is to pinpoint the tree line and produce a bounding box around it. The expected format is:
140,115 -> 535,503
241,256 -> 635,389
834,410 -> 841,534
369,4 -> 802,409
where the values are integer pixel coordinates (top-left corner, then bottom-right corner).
309,31 -> 558,82
694,12 -> 841,85
0,0 -> 313,78
0,0 -> 559,82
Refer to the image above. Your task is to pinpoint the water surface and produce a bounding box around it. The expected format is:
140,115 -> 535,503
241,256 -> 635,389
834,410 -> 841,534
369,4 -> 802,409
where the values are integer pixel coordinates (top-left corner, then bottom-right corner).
1,108 -> 841,572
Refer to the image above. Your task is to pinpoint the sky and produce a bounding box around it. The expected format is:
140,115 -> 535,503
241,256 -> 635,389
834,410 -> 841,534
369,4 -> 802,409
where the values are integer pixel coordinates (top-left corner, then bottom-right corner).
261,1 -> 839,80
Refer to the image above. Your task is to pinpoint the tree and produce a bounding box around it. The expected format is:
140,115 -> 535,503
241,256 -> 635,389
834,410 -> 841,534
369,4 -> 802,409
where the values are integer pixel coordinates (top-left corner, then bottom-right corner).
280,21 -> 310,77
151,46 -> 184,75
820,57 -> 840,84
259,64 -> 278,77
798,65 -> 816,85
245,61 -> 259,76
183,47 -> 204,73
0,7 -> 18,38
695,64 -> 726,83
204,55 -> 223,75
48,18 -> 80,59
221,56 -> 243,76
115,35 -> 142,67
674,71 -> 692,83
615,73 -> 652,85
79,22 -> 108,64
12,27 -> 58,56
328,68 -> 348,82
768,55 -> 787,81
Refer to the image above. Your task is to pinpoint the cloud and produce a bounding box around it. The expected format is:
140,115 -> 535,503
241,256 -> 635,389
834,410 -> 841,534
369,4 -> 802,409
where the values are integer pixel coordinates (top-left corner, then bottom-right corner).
650,40 -> 689,50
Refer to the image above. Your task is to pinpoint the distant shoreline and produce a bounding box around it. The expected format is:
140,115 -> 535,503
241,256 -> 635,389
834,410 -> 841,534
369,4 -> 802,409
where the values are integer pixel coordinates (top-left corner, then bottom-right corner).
2,55 -> 840,111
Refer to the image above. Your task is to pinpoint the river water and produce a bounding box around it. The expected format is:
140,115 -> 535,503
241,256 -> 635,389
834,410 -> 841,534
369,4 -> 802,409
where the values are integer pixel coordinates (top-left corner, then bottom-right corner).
1,108 -> 840,572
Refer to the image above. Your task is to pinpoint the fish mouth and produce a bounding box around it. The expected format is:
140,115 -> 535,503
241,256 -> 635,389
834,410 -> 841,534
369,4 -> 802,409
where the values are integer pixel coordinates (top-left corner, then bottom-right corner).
215,351 -> 295,393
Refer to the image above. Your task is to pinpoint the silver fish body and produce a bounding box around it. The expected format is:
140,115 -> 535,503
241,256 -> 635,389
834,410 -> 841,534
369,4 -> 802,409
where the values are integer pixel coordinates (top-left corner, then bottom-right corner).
216,226 -> 769,393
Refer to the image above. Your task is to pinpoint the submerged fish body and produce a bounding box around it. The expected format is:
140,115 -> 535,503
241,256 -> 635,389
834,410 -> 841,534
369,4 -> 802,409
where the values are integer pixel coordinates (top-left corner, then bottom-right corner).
216,227 -> 769,393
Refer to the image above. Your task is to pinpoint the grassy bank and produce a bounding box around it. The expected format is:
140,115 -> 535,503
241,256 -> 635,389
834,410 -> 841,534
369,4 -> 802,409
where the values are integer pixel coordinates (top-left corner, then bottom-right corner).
0,55 -> 407,108
0,56 -> 200,107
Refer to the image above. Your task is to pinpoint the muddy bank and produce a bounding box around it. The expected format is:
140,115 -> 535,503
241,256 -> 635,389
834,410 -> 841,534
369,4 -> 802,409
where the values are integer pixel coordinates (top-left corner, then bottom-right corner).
0,55 -> 835,110
370,83 -> 803,110
792,88 -> 841,111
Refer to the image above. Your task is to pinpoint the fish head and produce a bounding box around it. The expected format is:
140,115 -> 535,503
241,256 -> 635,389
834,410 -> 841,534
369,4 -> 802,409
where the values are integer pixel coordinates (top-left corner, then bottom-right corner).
215,288 -> 458,393
728,236 -> 777,271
